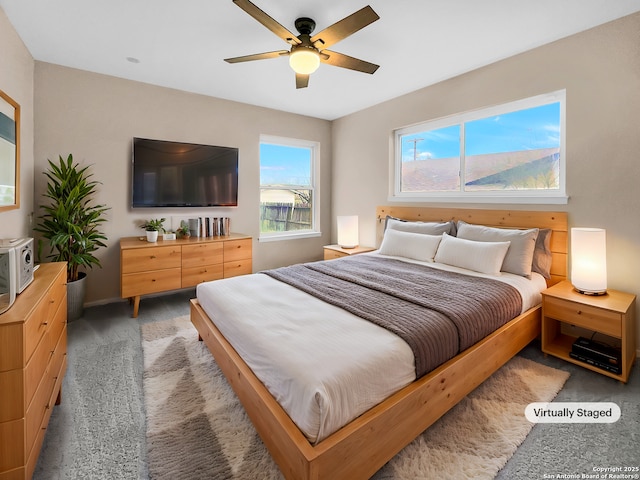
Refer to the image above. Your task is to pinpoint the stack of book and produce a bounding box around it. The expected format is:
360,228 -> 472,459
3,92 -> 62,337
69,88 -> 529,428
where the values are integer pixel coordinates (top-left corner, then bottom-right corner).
188,217 -> 230,237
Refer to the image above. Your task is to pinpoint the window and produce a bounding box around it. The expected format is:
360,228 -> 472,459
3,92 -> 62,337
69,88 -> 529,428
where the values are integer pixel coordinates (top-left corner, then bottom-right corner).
259,135 -> 320,240
393,90 -> 566,203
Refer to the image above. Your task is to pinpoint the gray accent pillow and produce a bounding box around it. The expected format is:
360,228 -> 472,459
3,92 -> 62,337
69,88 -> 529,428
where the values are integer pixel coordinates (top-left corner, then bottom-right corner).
385,216 -> 455,236
532,228 -> 552,279
456,220 -> 539,277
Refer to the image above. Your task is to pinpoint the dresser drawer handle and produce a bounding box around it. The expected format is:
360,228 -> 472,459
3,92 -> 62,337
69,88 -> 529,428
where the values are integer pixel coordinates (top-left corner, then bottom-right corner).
577,310 -> 582,315
150,255 -> 156,259
42,321 -> 48,326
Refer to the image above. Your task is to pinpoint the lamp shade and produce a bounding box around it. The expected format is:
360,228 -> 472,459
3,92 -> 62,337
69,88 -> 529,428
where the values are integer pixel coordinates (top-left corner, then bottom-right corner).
571,227 -> 607,295
289,47 -> 320,75
337,215 -> 359,249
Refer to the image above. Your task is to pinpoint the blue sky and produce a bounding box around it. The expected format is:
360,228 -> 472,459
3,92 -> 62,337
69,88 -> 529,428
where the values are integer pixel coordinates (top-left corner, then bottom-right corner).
403,102 -> 561,161
260,143 -> 311,185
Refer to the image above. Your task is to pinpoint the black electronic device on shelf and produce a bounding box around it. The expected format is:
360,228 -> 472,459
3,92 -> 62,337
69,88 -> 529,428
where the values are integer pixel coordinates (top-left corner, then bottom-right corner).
570,336 -> 621,374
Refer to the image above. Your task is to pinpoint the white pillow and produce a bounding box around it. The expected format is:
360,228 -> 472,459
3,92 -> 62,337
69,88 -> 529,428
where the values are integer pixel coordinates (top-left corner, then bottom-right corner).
434,233 -> 510,275
456,221 -> 539,277
379,228 -> 442,262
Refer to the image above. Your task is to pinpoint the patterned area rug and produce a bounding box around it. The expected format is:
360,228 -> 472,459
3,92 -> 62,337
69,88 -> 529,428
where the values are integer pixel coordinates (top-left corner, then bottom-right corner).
142,316 -> 569,480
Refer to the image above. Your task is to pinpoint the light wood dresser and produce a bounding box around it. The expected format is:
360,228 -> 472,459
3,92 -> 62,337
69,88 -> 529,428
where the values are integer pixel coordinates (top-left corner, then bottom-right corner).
0,262 -> 67,480
120,234 -> 252,317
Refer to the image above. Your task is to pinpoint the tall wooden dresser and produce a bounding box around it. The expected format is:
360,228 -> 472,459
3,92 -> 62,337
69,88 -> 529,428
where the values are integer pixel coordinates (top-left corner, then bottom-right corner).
0,262 -> 67,480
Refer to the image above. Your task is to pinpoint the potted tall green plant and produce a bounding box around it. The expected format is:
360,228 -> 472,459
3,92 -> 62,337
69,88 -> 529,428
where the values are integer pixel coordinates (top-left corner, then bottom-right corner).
35,154 -> 110,321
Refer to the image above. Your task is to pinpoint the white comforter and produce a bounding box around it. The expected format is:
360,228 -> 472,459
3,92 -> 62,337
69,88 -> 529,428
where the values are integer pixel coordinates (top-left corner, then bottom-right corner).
196,253 -> 546,444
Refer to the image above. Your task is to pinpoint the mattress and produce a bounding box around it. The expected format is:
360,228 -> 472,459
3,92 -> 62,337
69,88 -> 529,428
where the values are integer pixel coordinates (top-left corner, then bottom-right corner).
196,253 -> 546,443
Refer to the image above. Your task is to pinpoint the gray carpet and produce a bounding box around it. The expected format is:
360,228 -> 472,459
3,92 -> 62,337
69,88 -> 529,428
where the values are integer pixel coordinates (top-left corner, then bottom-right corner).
32,290 -> 640,479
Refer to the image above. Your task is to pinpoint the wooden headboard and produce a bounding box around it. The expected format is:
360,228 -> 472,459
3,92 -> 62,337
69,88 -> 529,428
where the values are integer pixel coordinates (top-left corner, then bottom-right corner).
376,206 -> 568,286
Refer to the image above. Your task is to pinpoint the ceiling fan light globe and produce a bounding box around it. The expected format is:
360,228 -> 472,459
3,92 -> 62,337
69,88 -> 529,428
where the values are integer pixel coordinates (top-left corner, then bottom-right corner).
289,48 -> 320,75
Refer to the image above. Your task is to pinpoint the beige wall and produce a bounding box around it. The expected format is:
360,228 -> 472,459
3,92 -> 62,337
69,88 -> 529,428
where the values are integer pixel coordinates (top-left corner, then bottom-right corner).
332,13 -> 640,347
34,63 -> 332,305
0,8 -> 34,237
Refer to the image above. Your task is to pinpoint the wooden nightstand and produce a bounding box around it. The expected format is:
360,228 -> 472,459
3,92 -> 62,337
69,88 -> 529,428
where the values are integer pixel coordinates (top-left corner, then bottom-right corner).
323,244 -> 376,260
541,280 -> 636,382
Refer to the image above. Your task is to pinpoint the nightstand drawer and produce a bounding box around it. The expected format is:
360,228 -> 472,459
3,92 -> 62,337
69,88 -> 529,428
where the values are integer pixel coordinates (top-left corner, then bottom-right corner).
544,296 -> 621,337
324,249 -> 346,260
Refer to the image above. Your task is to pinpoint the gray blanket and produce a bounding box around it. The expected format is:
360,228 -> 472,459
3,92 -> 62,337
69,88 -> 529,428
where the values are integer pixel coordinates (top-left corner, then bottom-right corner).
262,255 -> 522,377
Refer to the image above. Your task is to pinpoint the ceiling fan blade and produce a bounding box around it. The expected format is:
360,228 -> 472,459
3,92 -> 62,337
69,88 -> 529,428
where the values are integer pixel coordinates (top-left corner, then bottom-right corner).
310,5 -> 379,50
320,50 -> 379,74
232,0 -> 301,46
224,50 -> 289,63
296,73 -> 309,89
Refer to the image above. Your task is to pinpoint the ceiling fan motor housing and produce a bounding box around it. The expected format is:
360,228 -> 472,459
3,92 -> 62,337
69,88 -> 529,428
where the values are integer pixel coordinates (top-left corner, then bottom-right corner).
294,17 -> 316,36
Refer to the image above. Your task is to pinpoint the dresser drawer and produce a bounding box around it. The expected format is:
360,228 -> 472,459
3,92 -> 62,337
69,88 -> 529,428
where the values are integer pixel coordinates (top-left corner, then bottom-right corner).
24,328 -> 66,463
25,362 -> 55,463
121,246 -> 181,274
182,264 -> 224,287
223,259 -> 252,278
0,418 -> 25,471
0,368 -> 23,422
24,347 -> 65,480
24,331 -> 53,414
544,296 -> 622,337
24,271 -> 64,365
182,243 -> 223,268
224,239 -> 252,263
23,297 -> 49,367
121,269 -> 182,297
24,301 -> 66,412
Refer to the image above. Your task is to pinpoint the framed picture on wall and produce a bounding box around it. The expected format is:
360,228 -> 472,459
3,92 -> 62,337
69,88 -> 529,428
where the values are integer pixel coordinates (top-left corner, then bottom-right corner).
0,88 -> 20,211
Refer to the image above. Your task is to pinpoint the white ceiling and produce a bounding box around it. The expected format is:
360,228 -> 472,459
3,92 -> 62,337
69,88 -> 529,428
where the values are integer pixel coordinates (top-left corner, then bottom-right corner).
2,0 -> 640,120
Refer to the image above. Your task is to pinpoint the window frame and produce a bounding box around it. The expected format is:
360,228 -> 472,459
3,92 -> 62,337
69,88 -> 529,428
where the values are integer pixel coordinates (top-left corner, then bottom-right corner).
391,90 -> 567,204
258,134 -> 321,242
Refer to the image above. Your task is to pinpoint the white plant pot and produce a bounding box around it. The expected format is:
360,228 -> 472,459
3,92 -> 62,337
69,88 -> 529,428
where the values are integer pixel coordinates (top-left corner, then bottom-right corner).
146,230 -> 158,242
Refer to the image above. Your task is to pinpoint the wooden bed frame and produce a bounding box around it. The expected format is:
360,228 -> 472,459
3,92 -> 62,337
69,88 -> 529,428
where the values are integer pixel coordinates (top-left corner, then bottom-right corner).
190,207 -> 568,479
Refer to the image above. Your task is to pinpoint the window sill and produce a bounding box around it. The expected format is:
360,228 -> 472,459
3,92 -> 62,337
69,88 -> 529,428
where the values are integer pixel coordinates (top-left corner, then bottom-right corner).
389,194 -> 569,205
259,231 -> 322,242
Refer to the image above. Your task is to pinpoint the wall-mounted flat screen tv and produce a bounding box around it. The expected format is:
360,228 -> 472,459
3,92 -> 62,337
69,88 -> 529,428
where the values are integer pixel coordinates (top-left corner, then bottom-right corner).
132,137 -> 238,208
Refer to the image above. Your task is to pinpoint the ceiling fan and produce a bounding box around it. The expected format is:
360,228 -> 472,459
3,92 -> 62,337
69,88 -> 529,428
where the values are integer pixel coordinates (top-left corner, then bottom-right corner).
224,0 -> 380,89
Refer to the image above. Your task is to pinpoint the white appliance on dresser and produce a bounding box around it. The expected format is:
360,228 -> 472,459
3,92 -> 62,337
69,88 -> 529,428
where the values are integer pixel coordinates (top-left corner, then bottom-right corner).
0,237 -> 35,314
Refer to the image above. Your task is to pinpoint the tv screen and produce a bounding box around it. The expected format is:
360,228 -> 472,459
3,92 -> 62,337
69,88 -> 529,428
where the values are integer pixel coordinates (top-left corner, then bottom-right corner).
132,137 -> 238,208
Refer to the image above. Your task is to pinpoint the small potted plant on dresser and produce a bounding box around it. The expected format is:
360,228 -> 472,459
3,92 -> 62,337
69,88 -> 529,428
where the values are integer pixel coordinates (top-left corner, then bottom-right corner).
176,223 -> 191,239
141,218 -> 165,242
